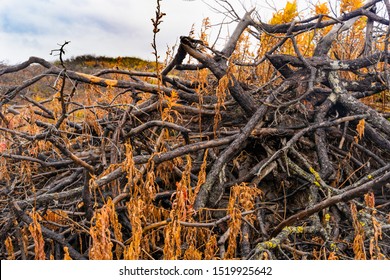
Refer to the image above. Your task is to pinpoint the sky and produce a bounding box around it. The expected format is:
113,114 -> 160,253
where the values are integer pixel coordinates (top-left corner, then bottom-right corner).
0,0 -> 305,65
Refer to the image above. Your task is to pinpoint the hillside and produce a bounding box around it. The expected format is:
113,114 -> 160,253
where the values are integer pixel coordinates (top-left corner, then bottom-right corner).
58,55 -> 156,72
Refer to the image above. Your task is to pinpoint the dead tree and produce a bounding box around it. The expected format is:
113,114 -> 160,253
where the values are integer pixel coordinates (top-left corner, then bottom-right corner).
0,0 -> 389,260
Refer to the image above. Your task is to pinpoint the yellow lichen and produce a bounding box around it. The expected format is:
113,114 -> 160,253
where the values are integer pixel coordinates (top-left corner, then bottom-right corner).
330,243 -> 338,251
285,226 -> 295,234
296,226 -> 304,234
264,241 -> 277,249
309,167 -> 322,186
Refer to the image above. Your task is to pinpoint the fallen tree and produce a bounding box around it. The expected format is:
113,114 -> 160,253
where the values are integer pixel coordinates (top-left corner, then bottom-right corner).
0,0 -> 389,260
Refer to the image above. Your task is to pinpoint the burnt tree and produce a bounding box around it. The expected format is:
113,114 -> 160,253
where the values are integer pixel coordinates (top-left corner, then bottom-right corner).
0,0 -> 389,260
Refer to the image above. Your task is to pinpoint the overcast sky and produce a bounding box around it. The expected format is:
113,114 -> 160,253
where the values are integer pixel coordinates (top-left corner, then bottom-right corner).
0,0 -> 304,65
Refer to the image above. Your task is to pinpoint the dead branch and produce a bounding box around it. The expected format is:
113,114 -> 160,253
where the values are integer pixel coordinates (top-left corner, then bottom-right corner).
1,0 -> 390,260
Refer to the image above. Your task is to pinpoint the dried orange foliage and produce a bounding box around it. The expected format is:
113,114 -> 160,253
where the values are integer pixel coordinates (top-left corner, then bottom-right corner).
214,75 -> 229,134
340,0 -> 364,12
204,233 -> 218,260
350,203 -> 366,260
183,228 -> 203,260
335,0 -> 366,64
28,210 -> 45,260
225,183 -> 262,259
327,251 -> 339,260
256,1 -> 301,81
123,141 -> 137,193
364,193 -> 385,259
63,247 -> 72,260
124,198 -> 144,259
270,1 -> 298,25
314,2 -> 329,15
43,210 -> 69,230
163,217 -> 182,259
199,17 -> 211,46
355,119 -> 365,142
161,90 -> 182,122
194,149 -> 209,200
163,156 -> 192,259
89,199 -> 117,260
5,236 -> 15,260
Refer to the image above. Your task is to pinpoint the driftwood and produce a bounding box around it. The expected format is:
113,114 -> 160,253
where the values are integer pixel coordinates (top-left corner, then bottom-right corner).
0,0 -> 389,260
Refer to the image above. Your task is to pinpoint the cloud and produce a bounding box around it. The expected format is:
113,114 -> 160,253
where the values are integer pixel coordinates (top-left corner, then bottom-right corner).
0,0 -> 285,65
1,0 -> 212,63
